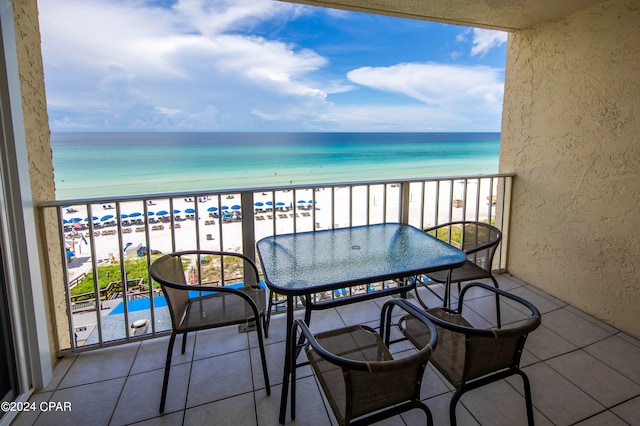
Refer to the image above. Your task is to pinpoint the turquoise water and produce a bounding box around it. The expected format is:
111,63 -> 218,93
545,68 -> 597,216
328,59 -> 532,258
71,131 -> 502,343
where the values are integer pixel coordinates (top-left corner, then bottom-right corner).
51,132 -> 500,200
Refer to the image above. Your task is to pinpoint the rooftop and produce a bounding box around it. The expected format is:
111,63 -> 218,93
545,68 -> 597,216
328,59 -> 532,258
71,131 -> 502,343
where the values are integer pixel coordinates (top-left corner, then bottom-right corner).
13,274 -> 640,425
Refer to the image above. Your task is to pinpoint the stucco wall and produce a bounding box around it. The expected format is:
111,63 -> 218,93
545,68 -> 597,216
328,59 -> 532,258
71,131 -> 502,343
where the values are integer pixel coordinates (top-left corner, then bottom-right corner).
11,0 -> 65,355
500,0 -> 640,337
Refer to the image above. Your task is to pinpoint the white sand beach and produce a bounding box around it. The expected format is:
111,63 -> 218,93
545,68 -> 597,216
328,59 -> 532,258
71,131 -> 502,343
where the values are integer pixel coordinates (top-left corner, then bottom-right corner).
63,180 -> 497,282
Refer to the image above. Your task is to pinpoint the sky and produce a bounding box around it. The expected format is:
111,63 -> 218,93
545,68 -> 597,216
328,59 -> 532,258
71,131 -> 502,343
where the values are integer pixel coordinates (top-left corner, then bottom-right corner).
37,0 -> 508,133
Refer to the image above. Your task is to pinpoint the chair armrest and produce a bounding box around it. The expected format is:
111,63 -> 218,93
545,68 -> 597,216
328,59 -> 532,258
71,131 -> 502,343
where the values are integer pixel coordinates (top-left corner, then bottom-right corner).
380,298 -> 438,348
459,282 -> 541,319
417,282 -> 541,337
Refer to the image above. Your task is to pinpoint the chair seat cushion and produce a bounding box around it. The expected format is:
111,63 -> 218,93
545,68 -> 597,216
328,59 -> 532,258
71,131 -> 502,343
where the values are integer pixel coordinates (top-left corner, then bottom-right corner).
178,286 -> 265,331
426,260 -> 492,283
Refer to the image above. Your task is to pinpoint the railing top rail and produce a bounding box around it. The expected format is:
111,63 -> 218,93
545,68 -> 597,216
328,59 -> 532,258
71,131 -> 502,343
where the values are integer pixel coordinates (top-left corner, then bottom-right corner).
39,172 -> 515,207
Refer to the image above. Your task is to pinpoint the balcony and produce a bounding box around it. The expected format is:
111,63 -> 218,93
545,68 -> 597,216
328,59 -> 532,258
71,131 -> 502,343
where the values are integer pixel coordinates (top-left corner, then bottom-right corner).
13,273 -> 640,425
25,174 -> 640,425
1,1 -> 638,425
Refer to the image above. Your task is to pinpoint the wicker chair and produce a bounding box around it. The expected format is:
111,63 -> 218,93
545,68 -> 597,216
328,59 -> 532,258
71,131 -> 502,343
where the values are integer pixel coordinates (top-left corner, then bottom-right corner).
291,299 -> 438,426
416,221 -> 502,320
150,250 -> 270,413
402,282 -> 541,426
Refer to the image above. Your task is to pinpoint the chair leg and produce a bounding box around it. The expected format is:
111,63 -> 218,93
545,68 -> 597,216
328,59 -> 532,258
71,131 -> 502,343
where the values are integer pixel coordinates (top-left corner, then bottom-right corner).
262,312 -> 270,339
516,370 -> 535,426
490,275 -> 502,327
413,283 -> 430,310
256,313 -> 271,396
416,401 -> 435,426
159,332 -> 177,413
290,322 -> 300,421
266,292 -> 274,338
181,332 -> 187,354
449,388 -> 465,426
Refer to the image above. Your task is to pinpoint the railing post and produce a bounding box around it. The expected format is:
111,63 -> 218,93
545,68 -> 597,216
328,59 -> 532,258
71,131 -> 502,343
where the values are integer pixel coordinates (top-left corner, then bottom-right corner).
241,191 -> 258,286
399,181 -> 411,224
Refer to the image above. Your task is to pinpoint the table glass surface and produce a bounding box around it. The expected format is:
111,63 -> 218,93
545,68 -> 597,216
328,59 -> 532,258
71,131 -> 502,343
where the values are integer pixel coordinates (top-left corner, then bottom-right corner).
257,223 -> 466,294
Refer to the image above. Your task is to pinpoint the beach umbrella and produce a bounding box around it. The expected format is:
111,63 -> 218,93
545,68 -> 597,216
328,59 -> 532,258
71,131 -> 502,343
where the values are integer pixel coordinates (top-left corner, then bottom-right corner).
185,208 -> 196,214
70,217 -> 82,222
266,201 -> 273,206
129,212 -> 142,218
100,214 -> 114,222
119,213 -> 129,219
156,210 -> 168,216
221,205 -> 230,211
254,202 -> 264,207
173,209 -> 181,214
84,216 -> 98,222
207,206 -> 218,212
231,205 -> 241,210
146,211 -> 155,216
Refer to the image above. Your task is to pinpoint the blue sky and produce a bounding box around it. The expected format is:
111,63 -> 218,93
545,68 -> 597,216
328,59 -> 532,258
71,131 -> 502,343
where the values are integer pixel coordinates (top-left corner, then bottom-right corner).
38,0 -> 507,132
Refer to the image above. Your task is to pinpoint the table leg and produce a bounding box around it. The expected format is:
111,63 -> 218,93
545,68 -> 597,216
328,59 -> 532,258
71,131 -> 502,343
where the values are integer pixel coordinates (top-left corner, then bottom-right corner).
444,269 -> 453,309
279,295 -> 294,424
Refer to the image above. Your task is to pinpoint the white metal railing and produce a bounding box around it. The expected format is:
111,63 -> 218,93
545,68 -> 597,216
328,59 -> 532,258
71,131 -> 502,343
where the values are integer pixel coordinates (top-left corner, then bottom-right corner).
39,173 -> 513,353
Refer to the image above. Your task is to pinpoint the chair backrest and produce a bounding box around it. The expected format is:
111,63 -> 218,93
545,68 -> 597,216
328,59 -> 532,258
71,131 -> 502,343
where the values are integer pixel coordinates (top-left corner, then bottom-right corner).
428,221 -> 502,272
149,254 -> 189,329
427,311 -> 539,388
345,348 -> 433,420
299,300 -> 438,425
462,326 -> 534,383
404,282 -> 540,389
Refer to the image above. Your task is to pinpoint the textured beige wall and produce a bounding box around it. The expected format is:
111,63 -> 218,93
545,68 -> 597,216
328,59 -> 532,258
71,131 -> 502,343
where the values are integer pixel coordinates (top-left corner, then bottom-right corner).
500,0 -> 640,337
285,0 -> 608,31
11,0 -> 65,355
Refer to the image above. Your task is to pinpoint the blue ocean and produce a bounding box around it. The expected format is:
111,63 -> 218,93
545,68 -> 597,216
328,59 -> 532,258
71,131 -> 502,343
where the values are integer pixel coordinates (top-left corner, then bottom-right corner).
51,132 -> 500,200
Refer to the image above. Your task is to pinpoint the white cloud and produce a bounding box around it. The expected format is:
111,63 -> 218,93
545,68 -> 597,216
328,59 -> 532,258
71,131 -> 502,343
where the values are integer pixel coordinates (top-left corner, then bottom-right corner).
38,0 -> 328,130
347,63 -> 504,111
155,106 -> 183,116
470,28 -> 508,56
38,0 -> 505,131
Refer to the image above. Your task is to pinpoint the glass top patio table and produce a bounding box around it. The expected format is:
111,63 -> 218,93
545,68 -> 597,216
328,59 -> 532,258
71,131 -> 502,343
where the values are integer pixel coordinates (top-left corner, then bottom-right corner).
257,223 -> 466,424
257,222 -> 467,295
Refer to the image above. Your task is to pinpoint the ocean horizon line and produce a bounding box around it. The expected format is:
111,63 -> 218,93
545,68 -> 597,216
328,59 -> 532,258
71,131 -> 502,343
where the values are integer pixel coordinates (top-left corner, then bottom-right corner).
52,130 -> 501,134
51,132 -> 501,199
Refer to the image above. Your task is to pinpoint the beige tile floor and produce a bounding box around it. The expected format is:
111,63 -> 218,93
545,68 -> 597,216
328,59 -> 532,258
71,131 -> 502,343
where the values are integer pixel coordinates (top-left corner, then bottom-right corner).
14,274 -> 640,425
